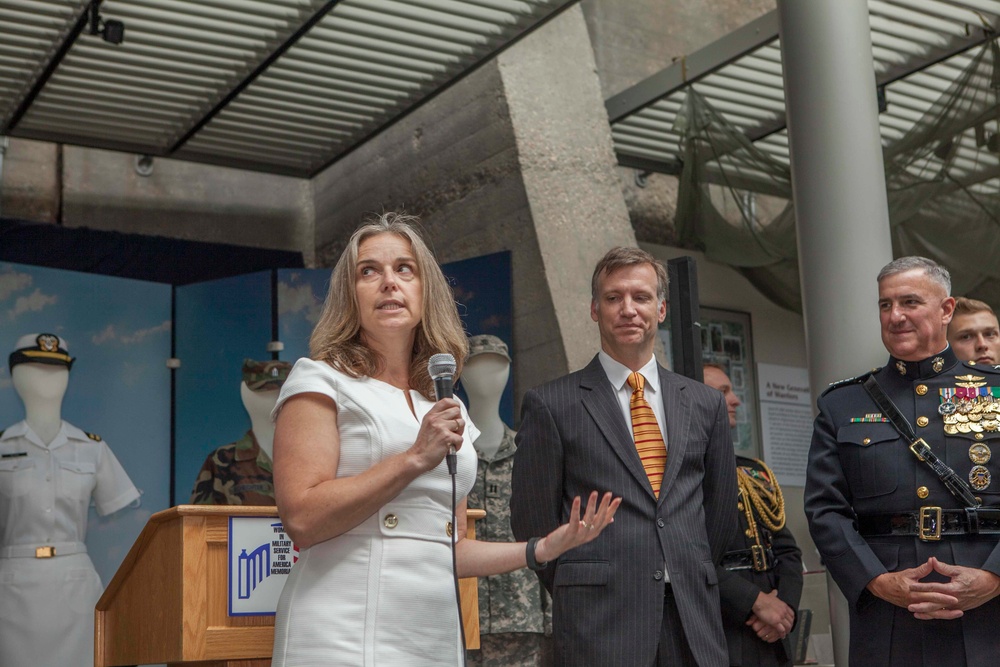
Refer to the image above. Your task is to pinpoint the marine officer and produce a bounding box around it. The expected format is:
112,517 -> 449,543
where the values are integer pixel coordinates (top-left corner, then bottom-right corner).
805,257 -> 1000,667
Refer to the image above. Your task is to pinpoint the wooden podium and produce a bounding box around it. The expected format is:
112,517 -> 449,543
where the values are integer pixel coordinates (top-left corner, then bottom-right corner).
95,505 -> 486,666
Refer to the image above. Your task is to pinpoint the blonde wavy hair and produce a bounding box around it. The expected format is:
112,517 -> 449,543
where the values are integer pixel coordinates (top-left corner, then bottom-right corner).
309,212 -> 468,399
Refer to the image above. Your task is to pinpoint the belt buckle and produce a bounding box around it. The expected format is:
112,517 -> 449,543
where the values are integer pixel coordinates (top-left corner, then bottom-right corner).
909,438 -> 930,461
34,546 -> 55,558
919,506 -> 942,541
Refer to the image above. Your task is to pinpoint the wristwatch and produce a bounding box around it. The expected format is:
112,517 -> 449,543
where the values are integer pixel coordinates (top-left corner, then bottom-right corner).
526,536 -> 549,571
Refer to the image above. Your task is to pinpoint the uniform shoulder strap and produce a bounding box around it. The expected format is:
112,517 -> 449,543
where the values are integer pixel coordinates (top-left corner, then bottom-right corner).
821,369 -> 879,397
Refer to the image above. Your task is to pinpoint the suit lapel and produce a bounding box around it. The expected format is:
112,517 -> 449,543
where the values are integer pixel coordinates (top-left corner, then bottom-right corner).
658,365 -> 690,504
579,356 -> 658,500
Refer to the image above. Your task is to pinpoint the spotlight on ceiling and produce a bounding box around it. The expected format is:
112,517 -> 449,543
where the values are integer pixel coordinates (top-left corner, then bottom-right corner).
89,1 -> 125,46
134,154 -> 154,177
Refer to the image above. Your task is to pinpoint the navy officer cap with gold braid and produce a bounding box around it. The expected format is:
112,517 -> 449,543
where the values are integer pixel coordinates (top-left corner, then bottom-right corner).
9,333 -> 75,371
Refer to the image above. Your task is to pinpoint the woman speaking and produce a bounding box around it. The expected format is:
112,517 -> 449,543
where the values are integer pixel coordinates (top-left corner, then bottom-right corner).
271,212 -> 619,665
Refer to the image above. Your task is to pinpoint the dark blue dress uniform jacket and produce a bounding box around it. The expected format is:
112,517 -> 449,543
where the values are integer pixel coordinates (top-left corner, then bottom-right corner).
805,347 -> 1000,666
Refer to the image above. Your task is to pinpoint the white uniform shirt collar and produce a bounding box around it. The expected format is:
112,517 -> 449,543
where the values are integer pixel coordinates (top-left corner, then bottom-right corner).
0,420 -> 80,449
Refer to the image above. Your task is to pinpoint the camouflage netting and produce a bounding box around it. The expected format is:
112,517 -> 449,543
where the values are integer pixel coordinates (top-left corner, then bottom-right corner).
674,38 -> 1000,313
673,88 -> 801,312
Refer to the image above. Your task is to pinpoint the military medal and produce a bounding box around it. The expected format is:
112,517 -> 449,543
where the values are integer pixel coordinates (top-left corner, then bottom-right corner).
969,443 -> 992,465
969,465 -> 991,491
940,381 -> 1000,435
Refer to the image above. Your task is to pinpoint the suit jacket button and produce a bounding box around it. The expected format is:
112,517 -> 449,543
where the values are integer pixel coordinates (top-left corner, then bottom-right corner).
383,513 -> 398,529
657,518 -> 665,528
653,570 -> 663,581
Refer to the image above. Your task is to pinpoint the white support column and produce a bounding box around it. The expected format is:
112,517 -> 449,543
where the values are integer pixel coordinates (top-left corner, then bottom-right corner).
777,1 -> 894,664
0,136 -> 7,217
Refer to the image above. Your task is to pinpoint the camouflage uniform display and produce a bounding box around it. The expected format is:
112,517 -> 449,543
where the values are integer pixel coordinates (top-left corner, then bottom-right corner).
188,359 -> 290,506
466,425 -> 551,667
189,430 -> 275,505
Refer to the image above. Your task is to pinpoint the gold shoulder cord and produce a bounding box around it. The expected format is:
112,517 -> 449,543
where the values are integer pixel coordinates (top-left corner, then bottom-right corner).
738,485 -> 761,548
737,459 -> 786,532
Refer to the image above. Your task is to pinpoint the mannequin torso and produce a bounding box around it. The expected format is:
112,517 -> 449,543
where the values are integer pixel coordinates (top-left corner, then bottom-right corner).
462,345 -> 550,664
190,382 -> 279,505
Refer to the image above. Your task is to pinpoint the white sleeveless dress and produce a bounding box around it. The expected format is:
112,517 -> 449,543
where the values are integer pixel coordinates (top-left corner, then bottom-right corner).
271,359 -> 477,667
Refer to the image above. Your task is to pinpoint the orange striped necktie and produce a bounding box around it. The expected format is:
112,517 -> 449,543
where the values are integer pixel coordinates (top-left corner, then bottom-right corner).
627,371 -> 667,497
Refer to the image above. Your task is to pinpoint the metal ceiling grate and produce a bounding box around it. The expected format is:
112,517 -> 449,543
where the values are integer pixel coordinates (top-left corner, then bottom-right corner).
0,0 -> 576,177
0,0 -> 89,127
176,0 -> 561,174
607,0 -> 1000,190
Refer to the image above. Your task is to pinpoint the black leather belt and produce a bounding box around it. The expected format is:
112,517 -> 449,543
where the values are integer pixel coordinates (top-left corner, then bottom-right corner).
857,507 -> 1000,542
721,546 -> 775,572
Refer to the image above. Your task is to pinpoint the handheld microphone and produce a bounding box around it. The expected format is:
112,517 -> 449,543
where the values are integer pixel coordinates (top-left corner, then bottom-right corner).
428,352 -> 456,401
427,353 -> 458,474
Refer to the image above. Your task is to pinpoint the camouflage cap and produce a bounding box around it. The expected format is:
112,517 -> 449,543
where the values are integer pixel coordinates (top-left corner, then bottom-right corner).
242,359 -> 292,391
466,334 -> 511,362
9,333 -> 75,371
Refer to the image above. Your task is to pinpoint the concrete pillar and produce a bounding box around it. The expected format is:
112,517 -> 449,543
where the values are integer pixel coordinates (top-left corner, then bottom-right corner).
777,2 -> 894,664
496,6 -> 636,373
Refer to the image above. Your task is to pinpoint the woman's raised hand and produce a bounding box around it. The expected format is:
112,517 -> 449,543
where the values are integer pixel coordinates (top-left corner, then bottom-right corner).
533,491 -> 622,563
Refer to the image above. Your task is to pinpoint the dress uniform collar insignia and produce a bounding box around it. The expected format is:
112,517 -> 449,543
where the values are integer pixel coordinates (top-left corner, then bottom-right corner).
888,348 -> 957,381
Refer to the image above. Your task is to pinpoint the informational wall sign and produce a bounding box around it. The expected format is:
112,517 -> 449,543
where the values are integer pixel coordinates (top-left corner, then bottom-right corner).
757,364 -> 814,486
228,516 -> 298,616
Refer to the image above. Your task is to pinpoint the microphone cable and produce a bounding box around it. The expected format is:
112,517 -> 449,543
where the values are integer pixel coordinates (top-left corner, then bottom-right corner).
449,458 -> 468,666
427,352 -> 467,665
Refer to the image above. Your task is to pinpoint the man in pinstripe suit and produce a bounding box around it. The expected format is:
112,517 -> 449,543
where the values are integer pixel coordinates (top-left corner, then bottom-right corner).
511,247 -> 738,666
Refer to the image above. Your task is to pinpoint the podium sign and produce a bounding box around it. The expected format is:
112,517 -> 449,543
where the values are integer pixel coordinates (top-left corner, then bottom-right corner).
228,517 -> 297,616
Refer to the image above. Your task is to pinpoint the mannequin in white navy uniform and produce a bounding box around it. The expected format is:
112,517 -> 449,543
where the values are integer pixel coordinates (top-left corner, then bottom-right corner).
0,333 -> 139,667
464,335 -> 551,667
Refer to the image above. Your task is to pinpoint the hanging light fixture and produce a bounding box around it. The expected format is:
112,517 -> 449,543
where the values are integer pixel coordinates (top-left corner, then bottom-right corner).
88,0 -> 125,46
